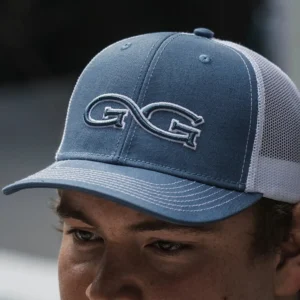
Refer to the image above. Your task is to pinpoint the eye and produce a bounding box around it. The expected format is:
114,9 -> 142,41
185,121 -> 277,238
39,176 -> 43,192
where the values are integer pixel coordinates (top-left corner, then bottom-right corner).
67,229 -> 102,243
154,241 -> 182,251
151,240 -> 190,255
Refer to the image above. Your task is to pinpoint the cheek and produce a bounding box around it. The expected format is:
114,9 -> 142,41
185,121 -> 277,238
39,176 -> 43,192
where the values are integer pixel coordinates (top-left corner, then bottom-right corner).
58,238 -> 96,300
143,253 -> 232,299
165,250 -> 274,300
157,273 -> 222,300
56,236 -> 275,300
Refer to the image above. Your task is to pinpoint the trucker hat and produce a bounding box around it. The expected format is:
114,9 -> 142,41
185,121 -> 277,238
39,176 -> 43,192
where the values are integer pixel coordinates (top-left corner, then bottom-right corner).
3,28 -> 300,224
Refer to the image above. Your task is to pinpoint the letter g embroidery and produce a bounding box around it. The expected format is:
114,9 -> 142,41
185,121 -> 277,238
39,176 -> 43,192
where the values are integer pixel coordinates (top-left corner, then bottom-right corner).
84,93 -> 205,150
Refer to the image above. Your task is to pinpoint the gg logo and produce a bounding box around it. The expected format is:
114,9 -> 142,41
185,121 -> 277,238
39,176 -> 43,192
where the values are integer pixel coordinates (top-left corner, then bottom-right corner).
84,94 -> 205,150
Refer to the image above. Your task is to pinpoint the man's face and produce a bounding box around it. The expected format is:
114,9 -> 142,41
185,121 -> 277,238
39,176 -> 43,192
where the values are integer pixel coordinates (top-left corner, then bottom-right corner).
57,190 -> 278,300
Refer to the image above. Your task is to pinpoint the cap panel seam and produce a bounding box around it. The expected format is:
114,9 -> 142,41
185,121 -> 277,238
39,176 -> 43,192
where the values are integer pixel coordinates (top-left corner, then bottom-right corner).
213,39 -> 254,185
122,33 -> 182,161
57,151 -> 114,158
112,38 -> 163,160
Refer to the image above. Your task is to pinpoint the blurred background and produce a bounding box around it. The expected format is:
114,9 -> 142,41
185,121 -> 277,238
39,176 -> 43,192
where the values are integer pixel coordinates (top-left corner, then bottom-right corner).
0,0 -> 299,299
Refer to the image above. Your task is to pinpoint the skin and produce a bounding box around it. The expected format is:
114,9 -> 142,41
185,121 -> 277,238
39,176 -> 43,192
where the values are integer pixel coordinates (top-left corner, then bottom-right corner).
56,190 -> 297,300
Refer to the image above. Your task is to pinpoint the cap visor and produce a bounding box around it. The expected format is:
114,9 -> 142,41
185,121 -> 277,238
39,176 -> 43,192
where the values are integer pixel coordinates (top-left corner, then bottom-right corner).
2,160 -> 262,224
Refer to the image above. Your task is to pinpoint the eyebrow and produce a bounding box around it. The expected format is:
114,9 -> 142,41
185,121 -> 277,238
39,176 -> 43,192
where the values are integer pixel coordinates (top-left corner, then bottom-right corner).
55,200 -> 95,226
54,197 -> 219,234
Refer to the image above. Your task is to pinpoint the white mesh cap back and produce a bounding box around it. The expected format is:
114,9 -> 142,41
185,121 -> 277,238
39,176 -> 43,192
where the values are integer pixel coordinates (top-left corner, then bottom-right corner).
217,40 -> 300,203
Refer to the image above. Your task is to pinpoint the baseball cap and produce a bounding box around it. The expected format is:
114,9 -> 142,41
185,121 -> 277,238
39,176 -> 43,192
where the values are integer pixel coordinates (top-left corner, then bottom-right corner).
3,28 -> 300,224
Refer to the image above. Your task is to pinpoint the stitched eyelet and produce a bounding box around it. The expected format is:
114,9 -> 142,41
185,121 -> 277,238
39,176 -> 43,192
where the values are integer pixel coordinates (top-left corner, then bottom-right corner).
199,54 -> 211,64
121,42 -> 132,50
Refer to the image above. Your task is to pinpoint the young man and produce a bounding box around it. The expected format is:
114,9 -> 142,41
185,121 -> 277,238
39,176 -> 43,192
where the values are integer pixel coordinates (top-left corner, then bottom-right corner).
3,28 -> 300,299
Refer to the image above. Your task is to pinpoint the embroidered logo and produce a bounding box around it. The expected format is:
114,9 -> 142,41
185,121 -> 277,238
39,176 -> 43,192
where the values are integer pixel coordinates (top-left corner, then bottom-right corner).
84,93 -> 204,150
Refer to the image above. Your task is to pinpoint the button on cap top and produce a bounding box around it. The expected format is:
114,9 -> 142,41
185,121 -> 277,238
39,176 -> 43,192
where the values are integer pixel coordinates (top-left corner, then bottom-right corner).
193,28 -> 214,39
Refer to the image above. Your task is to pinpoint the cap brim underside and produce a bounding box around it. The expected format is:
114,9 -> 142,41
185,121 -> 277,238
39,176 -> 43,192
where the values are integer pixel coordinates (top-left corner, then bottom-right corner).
2,160 -> 262,224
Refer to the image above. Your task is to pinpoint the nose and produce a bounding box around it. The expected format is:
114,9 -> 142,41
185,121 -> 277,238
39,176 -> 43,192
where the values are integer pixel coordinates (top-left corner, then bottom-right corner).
85,245 -> 144,300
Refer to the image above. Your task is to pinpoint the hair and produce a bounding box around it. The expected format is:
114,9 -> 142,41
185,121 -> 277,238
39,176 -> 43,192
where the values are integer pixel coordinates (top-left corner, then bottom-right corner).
252,197 -> 295,256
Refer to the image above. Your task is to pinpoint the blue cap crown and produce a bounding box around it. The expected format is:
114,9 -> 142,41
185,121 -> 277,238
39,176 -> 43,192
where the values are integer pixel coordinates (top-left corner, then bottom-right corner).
57,31 -> 258,191
5,28 -> 300,224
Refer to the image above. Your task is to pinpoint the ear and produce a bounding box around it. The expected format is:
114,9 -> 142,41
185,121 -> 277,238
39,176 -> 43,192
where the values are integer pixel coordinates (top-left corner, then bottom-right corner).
275,203 -> 300,297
